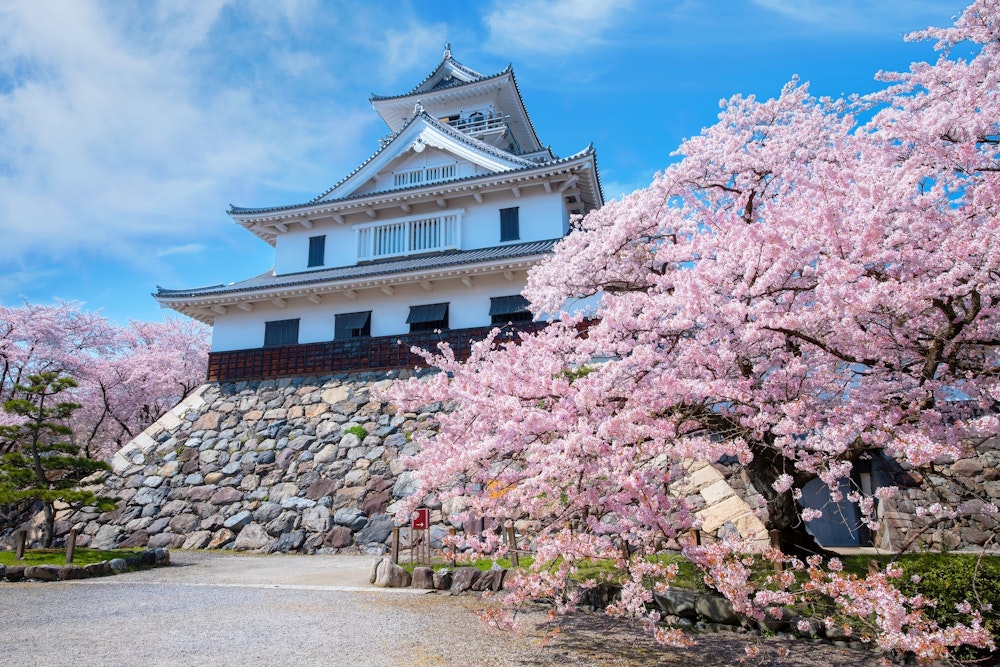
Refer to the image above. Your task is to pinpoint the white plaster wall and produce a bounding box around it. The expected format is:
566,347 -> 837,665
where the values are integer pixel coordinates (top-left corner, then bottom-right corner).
210,272 -> 536,352
462,189 -> 566,247
272,188 -> 568,275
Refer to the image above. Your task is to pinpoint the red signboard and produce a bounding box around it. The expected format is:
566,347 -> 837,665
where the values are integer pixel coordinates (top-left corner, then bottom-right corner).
411,508 -> 429,530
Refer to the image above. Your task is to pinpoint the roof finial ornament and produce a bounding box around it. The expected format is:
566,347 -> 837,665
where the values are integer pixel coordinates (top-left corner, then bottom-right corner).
444,42 -> 451,59
414,100 -> 424,115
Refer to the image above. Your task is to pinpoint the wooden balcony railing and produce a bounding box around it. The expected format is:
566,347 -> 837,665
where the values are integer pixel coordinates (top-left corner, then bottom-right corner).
206,322 -> 548,382
356,211 -> 461,262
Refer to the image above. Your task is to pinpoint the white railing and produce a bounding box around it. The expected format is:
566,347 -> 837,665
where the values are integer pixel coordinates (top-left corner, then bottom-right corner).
356,211 -> 462,262
448,113 -> 509,138
393,164 -> 457,188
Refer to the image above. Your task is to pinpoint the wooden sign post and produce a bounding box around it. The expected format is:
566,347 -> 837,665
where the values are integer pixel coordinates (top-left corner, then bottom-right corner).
410,508 -> 430,566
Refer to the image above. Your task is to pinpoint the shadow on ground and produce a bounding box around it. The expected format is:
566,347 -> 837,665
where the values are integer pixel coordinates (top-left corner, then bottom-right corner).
513,608 -> 885,667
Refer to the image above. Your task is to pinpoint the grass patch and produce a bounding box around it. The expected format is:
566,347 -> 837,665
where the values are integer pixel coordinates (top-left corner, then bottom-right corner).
0,548 -> 140,567
399,555 -> 535,573
398,553 -> 707,590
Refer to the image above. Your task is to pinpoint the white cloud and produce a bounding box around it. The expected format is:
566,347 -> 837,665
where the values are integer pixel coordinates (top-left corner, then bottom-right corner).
0,0 -> 375,277
749,0 -> 965,34
154,244 -> 205,259
483,0 -> 634,57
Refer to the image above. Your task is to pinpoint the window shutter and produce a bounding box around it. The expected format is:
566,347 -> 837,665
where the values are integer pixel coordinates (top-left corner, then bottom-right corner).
407,303 -> 449,332
490,295 -> 531,324
264,319 -> 300,347
308,235 -> 326,267
500,207 -> 519,242
335,311 -> 371,339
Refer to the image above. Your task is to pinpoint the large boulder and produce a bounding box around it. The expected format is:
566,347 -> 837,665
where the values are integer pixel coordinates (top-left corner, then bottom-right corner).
373,558 -> 411,588
653,588 -> 699,619
449,567 -> 481,594
24,565 -> 61,581
696,594 -> 740,625
411,566 -> 435,589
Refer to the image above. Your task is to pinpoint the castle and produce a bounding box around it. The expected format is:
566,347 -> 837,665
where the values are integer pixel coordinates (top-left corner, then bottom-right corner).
155,45 -> 603,382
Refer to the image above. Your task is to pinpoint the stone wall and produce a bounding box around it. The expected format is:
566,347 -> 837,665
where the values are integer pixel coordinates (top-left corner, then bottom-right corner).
39,372 -> 445,555
4,369 -> 996,556
882,438 -> 1000,552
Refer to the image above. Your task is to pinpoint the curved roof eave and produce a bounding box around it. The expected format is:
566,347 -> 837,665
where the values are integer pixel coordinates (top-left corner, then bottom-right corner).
154,240 -> 559,304
228,145 -> 597,219
370,61 -> 510,103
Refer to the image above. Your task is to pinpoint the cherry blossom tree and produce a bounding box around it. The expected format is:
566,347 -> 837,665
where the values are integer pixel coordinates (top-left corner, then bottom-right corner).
0,302 -> 209,459
382,1 -> 999,661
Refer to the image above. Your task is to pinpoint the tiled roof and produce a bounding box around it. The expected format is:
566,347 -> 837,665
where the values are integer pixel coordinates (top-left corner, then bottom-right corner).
369,56 -> 500,101
155,239 -> 559,299
227,125 -> 595,218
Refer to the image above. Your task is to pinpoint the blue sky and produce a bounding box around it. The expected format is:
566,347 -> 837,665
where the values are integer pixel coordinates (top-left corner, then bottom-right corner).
0,0 -> 969,325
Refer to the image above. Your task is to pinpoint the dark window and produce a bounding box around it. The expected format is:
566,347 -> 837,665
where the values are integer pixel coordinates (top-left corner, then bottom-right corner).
264,318 -> 299,347
406,303 -> 449,333
335,311 -> 371,339
489,295 -> 531,325
308,235 -> 326,267
500,206 -> 519,242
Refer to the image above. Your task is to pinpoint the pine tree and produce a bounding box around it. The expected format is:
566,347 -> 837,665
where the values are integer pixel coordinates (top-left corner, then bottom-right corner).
0,372 -> 113,547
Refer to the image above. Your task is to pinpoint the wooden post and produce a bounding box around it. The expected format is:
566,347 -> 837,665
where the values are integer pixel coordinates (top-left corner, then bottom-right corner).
391,527 -> 400,565
448,527 -> 457,567
506,526 -> 519,568
15,530 -> 26,560
769,530 -> 783,576
65,529 -> 78,564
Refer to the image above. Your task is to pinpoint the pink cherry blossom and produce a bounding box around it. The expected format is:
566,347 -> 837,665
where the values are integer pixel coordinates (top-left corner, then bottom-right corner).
379,1 -> 999,661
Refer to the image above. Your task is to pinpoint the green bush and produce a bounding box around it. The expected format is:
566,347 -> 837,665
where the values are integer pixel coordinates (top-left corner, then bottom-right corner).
895,554 -> 1000,643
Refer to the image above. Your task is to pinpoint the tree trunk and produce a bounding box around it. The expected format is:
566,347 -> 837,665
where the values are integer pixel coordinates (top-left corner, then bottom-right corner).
746,444 -> 834,560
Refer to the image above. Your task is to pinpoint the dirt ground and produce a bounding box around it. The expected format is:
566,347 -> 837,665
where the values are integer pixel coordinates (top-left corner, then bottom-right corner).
2,550 -> 889,667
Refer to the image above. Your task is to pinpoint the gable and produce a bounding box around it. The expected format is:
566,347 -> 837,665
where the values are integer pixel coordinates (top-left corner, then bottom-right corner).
316,114 -> 532,202
352,146 -> 466,196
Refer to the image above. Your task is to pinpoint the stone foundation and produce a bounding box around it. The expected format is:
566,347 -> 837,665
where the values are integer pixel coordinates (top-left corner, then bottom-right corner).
3,370 -> 995,557
28,372 -> 444,555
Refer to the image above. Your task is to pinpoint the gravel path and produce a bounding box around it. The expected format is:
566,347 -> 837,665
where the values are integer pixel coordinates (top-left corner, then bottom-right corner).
1,551 -> 884,667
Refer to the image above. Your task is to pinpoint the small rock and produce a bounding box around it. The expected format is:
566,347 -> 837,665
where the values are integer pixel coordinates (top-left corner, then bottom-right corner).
208,528 -> 236,549
204,471 -> 225,485
274,529 -> 307,552
209,487 -> 243,505
84,562 -> 112,577
356,514 -> 394,545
